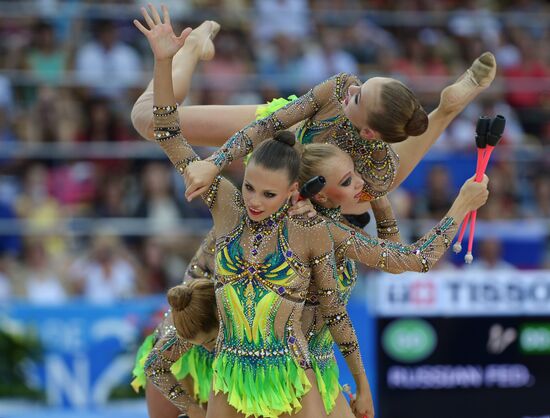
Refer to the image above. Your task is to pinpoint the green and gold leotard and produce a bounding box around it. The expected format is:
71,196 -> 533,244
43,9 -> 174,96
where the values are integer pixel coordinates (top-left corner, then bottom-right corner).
148,104 -> 368,418
145,102 -> 459,418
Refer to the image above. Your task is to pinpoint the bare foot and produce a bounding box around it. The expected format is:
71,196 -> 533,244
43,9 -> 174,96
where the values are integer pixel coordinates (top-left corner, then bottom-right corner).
439,52 -> 497,114
188,20 -> 220,61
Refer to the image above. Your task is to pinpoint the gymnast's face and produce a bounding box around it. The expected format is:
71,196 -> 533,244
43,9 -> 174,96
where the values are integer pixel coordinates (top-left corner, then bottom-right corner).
312,149 -> 371,215
242,162 -> 298,222
341,77 -> 392,139
188,328 -> 218,352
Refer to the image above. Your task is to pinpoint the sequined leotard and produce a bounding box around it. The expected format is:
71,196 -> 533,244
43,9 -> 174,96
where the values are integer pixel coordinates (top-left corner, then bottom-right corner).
150,105 -> 368,418
209,72 -> 399,200
145,104 -> 459,417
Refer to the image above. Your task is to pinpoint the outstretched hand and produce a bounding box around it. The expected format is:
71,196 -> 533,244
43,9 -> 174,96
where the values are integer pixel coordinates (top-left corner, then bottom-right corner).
133,4 -> 192,60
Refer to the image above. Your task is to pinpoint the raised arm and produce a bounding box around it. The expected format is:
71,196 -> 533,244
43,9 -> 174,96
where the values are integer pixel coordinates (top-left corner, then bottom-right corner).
134,5 -> 242,232
184,74 -> 353,201
329,176 -> 489,273
206,76 -> 342,171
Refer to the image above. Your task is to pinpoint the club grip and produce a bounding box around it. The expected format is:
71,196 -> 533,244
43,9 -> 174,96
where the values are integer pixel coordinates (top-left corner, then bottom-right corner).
486,115 -> 506,146
299,176 -> 326,199
475,116 -> 491,148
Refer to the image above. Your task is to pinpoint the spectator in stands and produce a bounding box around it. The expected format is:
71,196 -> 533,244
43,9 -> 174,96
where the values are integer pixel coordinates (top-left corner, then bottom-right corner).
504,36 -> 549,136
77,96 -> 132,142
48,161 -> 97,216
75,19 -> 142,99
257,34 -> 303,97
200,31 -> 254,105
479,163 -> 521,220
22,21 -> 70,85
17,85 -> 81,143
342,19 -> 397,67
414,165 -> 455,220
94,173 -> 131,218
253,0 -> 310,43
138,236 -> 170,294
493,30 -> 522,71
16,238 -> 68,304
15,163 -> 67,261
132,162 -> 186,234
297,26 -> 359,85
469,238 -> 516,270
70,229 -> 138,303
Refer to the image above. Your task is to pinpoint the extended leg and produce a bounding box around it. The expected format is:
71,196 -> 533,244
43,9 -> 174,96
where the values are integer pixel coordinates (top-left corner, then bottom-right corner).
391,52 -> 497,189
278,370 -> 328,418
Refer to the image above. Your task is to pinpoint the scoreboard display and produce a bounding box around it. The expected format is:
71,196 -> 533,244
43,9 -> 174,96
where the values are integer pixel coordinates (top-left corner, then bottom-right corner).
373,270 -> 550,418
377,316 -> 550,418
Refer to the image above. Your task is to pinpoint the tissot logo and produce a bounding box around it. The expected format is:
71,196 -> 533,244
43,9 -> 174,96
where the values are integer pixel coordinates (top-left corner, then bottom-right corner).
387,278 -> 435,305
376,271 -> 550,316
410,280 -> 436,305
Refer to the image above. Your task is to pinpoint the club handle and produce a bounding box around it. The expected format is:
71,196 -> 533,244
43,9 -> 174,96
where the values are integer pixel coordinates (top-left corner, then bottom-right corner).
299,175 -> 326,200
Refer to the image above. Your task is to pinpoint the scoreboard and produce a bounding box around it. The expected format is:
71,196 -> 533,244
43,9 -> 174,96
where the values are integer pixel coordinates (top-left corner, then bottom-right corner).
373,270 -> 550,418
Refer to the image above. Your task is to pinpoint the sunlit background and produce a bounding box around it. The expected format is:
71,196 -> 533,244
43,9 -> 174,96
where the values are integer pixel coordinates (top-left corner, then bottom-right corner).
0,1 -> 549,417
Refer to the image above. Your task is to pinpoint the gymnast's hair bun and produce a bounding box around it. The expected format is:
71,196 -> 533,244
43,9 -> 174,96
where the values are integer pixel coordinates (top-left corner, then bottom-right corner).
404,105 -> 429,136
273,130 -> 296,147
167,285 -> 193,312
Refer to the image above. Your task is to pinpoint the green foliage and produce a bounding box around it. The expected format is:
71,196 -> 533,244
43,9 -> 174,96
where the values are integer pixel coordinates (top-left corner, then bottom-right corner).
0,325 -> 44,400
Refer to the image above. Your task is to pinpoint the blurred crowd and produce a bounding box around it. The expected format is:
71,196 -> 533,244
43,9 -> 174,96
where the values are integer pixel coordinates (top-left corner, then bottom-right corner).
0,0 -> 549,303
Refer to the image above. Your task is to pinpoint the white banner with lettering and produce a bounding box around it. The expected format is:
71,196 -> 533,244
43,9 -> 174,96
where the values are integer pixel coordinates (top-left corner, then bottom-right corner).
373,270 -> 550,316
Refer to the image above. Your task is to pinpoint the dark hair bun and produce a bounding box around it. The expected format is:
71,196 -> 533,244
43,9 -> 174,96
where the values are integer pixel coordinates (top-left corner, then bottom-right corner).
167,285 -> 193,312
273,130 -> 296,147
404,106 -> 429,136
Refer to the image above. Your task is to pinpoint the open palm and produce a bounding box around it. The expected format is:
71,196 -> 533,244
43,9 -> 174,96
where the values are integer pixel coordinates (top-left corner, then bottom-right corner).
133,4 -> 191,61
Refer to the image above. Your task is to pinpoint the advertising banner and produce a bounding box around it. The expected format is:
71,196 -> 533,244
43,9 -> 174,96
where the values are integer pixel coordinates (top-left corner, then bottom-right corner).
1,296 -> 166,409
374,270 -> 550,317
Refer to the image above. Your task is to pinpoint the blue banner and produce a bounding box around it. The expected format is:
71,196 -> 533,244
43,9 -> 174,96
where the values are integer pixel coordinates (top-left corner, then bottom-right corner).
1,295 -> 376,411
1,297 -> 167,408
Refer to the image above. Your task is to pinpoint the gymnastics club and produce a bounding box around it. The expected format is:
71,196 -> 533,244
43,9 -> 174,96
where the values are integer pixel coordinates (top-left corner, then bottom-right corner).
453,116 -> 490,255
343,383 -> 355,402
342,384 -> 369,418
464,115 -> 506,263
298,175 -> 326,201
